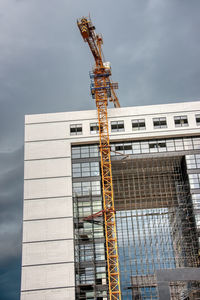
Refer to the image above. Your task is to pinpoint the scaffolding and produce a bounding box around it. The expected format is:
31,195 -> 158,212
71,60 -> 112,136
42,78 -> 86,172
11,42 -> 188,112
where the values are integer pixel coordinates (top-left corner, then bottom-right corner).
112,155 -> 200,299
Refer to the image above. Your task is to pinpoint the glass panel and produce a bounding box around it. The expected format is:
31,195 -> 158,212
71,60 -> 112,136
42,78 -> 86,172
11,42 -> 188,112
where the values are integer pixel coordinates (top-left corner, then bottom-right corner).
175,139 -> 184,150
81,146 -> 89,158
193,137 -> 200,150
90,123 -> 99,134
132,119 -> 146,130
189,174 -> 200,189
72,147 -> 81,158
111,121 -> 124,132
196,114 -> 200,125
153,117 -> 167,128
174,116 -> 188,127
183,138 -> 193,150
70,124 -> 82,135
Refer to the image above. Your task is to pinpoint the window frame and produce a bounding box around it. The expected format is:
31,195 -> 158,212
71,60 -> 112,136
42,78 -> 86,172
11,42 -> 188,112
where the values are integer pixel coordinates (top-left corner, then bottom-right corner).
195,114 -> 200,126
132,119 -> 146,131
70,124 -> 82,135
153,117 -> 167,129
73,180 -> 101,196
90,122 -> 99,134
189,174 -> 200,189
72,162 -> 100,178
111,120 -> 125,132
174,116 -> 188,127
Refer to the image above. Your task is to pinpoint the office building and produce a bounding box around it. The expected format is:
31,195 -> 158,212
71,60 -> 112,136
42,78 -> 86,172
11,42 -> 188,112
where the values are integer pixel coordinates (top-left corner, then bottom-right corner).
21,101 -> 200,299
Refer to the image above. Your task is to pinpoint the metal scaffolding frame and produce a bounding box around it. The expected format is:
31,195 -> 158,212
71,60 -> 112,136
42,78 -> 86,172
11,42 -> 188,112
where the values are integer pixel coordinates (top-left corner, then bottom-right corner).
112,155 -> 200,299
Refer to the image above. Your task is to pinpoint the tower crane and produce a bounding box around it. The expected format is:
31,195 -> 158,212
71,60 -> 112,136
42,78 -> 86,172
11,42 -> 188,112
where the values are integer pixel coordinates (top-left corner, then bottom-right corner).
77,17 -> 121,300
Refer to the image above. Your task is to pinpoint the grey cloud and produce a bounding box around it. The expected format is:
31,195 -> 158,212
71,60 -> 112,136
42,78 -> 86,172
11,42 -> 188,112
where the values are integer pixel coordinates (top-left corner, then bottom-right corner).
0,0 -> 200,299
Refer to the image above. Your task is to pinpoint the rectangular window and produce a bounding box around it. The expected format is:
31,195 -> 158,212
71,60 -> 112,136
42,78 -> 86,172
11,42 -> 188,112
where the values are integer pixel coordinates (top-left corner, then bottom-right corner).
90,123 -> 99,134
174,116 -> 188,127
132,142 -> 141,154
166,139 -> 175,151
73,181 -> 101,196
186,154 -> 200,169
72,145 -> 99,159
132,119 -> 146,131
89,145 -> 99,157
193,137 -> 200,150
70,124 -> 82,135
192,194 -> 200,209
114,143 -> 132,154
196,114 -> 200,126
183,138 -> 193,150
111,121 -> 124,132
189,174 -> 200,189
149,141 -> 166,152
141,141 -> 149,153
174,139 -> 184,151
72,162 -> 100,177
72,147 -> 81,159
153,117 -> 167,129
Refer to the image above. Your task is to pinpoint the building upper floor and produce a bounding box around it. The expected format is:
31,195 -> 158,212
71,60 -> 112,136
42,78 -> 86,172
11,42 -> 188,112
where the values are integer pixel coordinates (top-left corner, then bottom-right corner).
25,101 -> 200,144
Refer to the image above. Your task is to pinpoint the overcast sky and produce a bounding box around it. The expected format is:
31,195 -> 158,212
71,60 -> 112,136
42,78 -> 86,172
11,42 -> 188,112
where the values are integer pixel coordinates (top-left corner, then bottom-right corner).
0,0 -> 200,299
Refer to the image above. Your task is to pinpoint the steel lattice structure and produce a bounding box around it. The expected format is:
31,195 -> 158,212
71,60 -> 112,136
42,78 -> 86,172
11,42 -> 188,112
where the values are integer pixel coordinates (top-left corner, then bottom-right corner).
77,16 -> 121,300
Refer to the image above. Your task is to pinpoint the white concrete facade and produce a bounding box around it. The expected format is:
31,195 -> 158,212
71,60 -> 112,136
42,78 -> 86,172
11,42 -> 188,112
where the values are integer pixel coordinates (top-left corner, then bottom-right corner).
21,101 -> 200,300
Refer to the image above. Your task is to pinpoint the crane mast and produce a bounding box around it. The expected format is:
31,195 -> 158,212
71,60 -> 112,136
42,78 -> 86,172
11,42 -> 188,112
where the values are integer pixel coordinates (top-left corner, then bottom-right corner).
77,17 -> 121,300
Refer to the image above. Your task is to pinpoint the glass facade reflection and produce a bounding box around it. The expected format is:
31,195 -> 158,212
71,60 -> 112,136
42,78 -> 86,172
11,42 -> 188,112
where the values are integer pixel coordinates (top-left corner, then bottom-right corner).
72,136 -> 200,299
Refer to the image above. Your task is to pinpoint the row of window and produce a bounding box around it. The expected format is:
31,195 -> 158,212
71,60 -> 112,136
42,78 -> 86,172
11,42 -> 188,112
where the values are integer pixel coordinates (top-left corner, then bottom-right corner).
71,137 -> 200,159
70,114 -> 200,135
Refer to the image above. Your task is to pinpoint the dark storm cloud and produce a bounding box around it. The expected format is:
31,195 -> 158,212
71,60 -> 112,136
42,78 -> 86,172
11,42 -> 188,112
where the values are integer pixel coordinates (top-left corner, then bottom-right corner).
0,147 -> 23,300
0,0 -> 200,299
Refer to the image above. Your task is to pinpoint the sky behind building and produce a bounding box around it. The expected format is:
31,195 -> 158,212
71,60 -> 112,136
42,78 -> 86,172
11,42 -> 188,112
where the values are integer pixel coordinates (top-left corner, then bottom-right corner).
0,0 -> 200,299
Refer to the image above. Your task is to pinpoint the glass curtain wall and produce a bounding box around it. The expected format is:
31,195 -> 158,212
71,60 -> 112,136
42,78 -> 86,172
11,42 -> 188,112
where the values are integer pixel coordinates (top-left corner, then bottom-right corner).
72,136 -> 200,300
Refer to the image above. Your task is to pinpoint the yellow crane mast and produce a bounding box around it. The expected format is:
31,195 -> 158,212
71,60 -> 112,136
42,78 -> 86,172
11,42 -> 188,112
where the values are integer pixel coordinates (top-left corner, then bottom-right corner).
77,17 -> 121,300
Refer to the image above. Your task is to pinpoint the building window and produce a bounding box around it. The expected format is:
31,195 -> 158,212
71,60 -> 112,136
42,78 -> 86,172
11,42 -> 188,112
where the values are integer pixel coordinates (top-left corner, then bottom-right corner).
195,215 -> 200,230
73,181 -> 101,196
196,114 -> 200,126
90,123 -> 99,134
189,174 -> 200,189
111,121 -> 124,132
70,124 -> 82,135
72,145 -> 99,159
153,117 -> 167,129
174,116 -> 188,127
186,154 -> 200,169
149,141 -> 167,152
192,194 -> 200,209
132,119 -> 146,131
72,162 -> 100,177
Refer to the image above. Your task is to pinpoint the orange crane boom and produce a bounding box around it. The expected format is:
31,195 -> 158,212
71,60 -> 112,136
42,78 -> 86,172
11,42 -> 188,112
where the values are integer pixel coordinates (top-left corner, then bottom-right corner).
77,16 -> 121,300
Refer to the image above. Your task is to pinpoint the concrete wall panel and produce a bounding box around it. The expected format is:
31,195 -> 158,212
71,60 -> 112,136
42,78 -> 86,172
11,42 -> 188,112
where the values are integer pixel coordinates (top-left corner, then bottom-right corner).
21,288 -> 75,300
23,218 -> 73,242
23,197 -> 73,220
25,123 -> 68,142
21,263 -> 75,290
25,140 -> 71,160
22,240 -> 74,265
24,177 -> 72,199
24,158 -> 71,179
